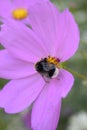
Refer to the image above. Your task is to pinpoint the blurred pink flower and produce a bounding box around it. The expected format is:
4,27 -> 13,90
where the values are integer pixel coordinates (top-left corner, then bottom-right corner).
0,0 -> 48,23
0,1 -> 80,130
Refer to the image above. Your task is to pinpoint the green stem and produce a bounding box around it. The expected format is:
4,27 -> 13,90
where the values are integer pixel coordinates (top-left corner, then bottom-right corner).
63,66 -> 87,80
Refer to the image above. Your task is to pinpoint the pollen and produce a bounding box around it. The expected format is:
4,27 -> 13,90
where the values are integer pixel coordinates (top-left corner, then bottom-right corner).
12,8 -> 28,20
47,56 -> 60,68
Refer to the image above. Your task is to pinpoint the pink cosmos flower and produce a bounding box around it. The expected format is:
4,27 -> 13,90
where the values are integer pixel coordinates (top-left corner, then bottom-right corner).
0,2 -> 80,130
0,0 -> 48,23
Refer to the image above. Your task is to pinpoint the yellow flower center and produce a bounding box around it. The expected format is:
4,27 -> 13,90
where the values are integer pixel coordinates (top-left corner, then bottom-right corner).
47,56 -> 60,68
12,8 -> 28,20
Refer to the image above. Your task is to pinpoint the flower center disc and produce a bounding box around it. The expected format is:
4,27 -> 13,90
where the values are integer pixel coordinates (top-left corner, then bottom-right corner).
12,8 -> 28,20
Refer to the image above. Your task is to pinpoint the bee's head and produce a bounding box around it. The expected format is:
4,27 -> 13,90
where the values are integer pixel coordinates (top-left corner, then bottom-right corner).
35,61 -> 44,73
35,58 -> 50,73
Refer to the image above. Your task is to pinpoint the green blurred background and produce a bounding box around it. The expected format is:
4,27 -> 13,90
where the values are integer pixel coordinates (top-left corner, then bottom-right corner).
0,0 -> 87,130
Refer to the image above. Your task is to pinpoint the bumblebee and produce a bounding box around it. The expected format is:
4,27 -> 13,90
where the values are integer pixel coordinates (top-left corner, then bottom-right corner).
35,58 -> 59,81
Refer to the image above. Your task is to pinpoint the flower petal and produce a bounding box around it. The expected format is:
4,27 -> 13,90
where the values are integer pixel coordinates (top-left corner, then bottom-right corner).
0,20 -> 48,63
13,0 -> 49,7
31,69 -> 74,130
0,0 -> 12,18
28,2 -> 60,55
31,81 -> 61,130
0,74 -> 45,113
58,68 -> 74,98
13,0 -> 31,7
0,50 -> 36,79
55,9 -> 80,62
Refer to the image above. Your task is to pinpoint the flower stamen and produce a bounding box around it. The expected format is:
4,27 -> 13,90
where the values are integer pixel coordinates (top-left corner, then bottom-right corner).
12,8 -> 28,20
47,56 -> 60,68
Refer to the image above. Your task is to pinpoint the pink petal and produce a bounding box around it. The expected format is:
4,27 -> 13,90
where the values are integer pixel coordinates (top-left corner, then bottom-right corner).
31,69 -> 74,130
28,2 -> 60,55
0,20 -> 48,63
0,0 -> 13,18
0,50 -> 36,79
29,3 -> 79,60
55,9 -> 80,62
13,0 -> 30,7
13,0 -> 49,7
31,81 -> 61,130
57,68 -> 74,98
0,74 -> 45,113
